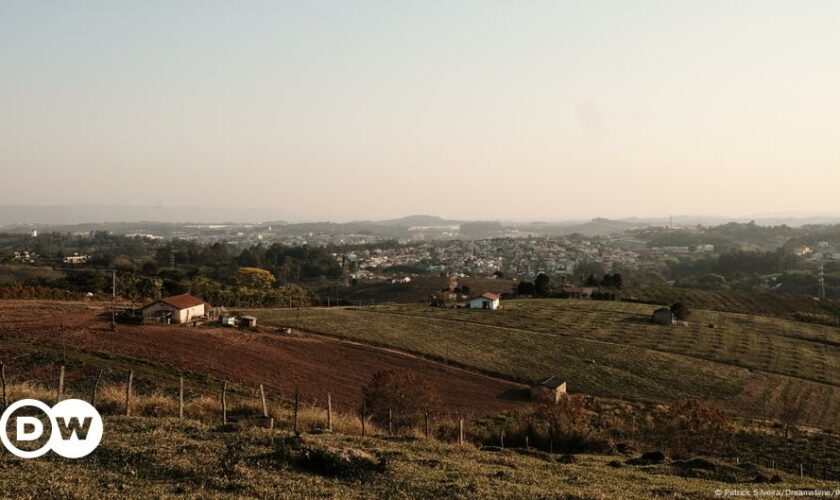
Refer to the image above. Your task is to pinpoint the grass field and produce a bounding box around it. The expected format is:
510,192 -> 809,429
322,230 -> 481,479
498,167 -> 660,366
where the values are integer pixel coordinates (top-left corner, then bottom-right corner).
621,286 -> 840,321
2,416 -> 825,498
0,264 -> 64,286
250,299 -> 840,430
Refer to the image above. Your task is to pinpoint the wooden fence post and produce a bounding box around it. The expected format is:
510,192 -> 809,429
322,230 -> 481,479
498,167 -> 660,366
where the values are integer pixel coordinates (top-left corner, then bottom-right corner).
91,369 -> 103,407
259,384 -> 268,418
800,464 -> 804,478
361,400 -> 367,437
0,362 -> 7,409
459,418 -> 464,446
125,371 -> 133,416
57,365 -> 65,402
293,388 -> 299,434
424,412 -> 429,440
222,382 -> 228,425
525,435 -> 529,450
326,393 -> 333,431
388,408 -> 393,436
500,430 -> 505,449
179,377 -> 185,419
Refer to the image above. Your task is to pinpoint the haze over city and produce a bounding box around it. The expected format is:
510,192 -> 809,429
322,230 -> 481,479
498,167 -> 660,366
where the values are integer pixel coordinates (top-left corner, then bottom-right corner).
3,1 -> 839,222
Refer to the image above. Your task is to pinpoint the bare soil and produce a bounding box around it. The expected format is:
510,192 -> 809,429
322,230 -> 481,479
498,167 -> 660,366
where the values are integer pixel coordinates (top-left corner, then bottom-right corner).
0,301 -> 528,414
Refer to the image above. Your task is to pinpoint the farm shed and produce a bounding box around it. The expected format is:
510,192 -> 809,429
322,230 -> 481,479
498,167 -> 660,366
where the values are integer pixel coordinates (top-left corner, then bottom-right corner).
142,294 -> 207,324
240,316 -> 258,328
531,376 -> 567,403
651,307 -> 675,325
468,292 -> 500,310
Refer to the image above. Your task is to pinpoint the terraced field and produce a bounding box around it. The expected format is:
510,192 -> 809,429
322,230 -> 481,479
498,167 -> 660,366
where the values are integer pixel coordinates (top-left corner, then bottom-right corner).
250,299 -> 840,430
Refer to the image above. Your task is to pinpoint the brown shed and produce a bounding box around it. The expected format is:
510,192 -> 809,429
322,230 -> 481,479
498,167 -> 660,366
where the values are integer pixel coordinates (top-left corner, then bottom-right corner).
531,376 -> 567,403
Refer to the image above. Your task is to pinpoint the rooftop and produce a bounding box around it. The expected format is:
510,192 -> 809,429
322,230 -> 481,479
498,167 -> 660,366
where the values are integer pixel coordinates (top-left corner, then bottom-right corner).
158,294 -> 206,310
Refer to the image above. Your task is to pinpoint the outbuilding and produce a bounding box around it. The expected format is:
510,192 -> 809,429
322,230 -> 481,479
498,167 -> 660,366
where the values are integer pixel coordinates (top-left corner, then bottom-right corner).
240,315 -> 258,328
531,376 -> 567,403
142,294 -> 207,324
651,307 -> 674,325
468,292 -> 500,310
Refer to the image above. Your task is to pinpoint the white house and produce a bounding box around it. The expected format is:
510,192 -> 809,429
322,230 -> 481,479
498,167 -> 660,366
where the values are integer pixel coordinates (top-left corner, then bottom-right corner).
142,294 -> 207,324
468,292 -> 500,310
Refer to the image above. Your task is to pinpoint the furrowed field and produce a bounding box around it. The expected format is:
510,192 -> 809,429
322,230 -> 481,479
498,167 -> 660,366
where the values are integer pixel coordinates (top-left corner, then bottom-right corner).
249,299 -> 840,430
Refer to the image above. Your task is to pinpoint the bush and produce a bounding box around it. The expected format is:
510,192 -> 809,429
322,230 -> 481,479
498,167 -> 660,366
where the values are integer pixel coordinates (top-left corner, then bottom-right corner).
531,394 -> 594,451
671,302 -> 691,321
654,400 -> 734,458
362,370 -> 440,431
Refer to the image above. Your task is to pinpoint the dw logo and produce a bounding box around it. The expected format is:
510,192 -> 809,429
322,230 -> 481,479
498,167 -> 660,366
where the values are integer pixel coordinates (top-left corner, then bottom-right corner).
0,399 -> 103,459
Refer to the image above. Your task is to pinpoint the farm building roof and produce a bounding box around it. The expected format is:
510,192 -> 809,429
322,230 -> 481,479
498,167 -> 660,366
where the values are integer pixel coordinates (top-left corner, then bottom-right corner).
533,376 -> 566,389
563,286 -> 586,294
158,294 -> 206,310
471,292 -> 500,301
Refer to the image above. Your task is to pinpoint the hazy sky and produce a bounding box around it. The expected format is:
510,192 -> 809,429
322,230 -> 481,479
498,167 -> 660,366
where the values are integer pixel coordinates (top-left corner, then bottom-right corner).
2,1 -> 839,222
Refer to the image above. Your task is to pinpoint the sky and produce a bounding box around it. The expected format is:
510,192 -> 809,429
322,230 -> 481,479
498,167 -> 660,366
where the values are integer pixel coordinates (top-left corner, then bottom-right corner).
1,1 -> 839,222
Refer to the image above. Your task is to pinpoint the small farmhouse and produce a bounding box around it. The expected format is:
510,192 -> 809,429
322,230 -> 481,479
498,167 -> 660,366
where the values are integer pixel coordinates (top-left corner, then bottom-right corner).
531,376 -> 567,403
651,307 -> 674,325
468,292 -> 500,310
142,294 -> 207,324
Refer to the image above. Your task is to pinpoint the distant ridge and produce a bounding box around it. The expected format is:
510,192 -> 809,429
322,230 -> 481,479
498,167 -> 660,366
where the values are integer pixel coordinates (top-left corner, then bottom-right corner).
2,205 -> 839,232
0,205 -> 285,225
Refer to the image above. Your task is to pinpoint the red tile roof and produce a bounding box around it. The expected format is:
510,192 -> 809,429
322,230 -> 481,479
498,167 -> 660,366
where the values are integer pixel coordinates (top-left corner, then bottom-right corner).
477,292 -> 499,301
159,294 -> 206,310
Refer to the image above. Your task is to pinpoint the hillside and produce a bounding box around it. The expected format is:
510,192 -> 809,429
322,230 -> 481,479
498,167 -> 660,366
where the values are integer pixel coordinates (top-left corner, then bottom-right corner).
6,416 -> 825,498
0,301 -> 525,416
324,276 -> 516,305
621,286 -> 840,322
1,299 -> 839,493
250,299 -> 840,431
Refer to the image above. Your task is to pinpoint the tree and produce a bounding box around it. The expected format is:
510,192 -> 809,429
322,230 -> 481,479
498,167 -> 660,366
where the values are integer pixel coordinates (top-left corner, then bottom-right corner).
517,281 -> 536,296
671,302 -> 691,321
362,370 -> 441,430
585,274 -> 600,287
600,273 -> 623,289
656,399 -> 734,458
779,393 -> 806,441
235,267 -> 276,289
535,273 -> 551,297
532,394 -> 593,451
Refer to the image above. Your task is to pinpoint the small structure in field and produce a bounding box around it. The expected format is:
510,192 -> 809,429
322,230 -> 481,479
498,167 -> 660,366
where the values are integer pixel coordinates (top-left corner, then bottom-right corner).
220,315 -> 237,327
240,315 -> 258,328
468,292 -> 500,310
142,294 -> 207,324
651,307 -> 675,325
531,376 -> 567,403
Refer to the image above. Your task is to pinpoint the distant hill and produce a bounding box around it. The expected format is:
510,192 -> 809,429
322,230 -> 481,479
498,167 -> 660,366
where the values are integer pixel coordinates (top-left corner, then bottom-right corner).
0,205 -> 285,225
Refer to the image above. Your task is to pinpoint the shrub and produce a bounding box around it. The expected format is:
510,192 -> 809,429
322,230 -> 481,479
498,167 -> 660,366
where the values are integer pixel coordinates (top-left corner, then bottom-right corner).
671,302 -> 691,321
362,370 -> 440,431
655,400 -> 734,458
531,394 -> 594,451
